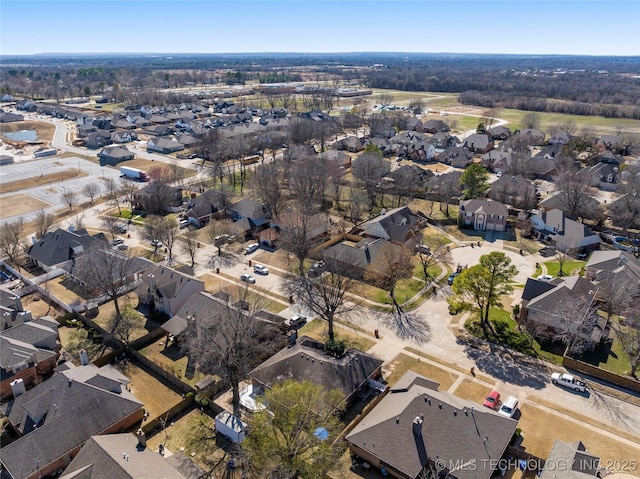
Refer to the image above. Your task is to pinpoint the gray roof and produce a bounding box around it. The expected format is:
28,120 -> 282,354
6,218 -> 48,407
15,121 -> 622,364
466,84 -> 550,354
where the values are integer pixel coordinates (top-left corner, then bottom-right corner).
527,276 -> 594,315
28,228 -> 107,268
460,198 -> 508,217
533,209 -> 599,250
323,237 -> 387,270
361,206 -> 422,243
99,145 -> 133,159
540,439 -> 600,479
250,336 -> 383,401
346,371 -> 518,479
521,278 -> 558,301
1,371 -> 142,479
58,433 -> 194,479
229,198 -> 267,220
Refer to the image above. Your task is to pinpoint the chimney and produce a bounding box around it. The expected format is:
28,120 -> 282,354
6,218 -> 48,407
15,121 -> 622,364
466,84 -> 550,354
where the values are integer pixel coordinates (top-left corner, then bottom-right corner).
13,296 -> 23,312
148,274 -> 156,290
137,428 -> 147,448
412,416 -> 423,437
364,242 -> 371,262
10,378 -> 26,397
79,349 -> 90,366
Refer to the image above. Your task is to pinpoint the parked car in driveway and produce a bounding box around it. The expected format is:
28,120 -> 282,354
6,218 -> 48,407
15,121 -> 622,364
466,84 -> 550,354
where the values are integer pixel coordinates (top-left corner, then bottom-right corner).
498,396 -> 518,418
245,243 -> 260,254
447,272 -> 459,285
483,390 -> 501,409
253,264 -> 269,275
111,238 -> 124,246
288,315 -> 307,328
240,274 -> 256,284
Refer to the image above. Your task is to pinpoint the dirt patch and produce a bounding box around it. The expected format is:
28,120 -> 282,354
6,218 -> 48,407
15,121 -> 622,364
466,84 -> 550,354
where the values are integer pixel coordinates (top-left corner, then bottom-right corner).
0,193 -> 52,219
21,293 -> 65,318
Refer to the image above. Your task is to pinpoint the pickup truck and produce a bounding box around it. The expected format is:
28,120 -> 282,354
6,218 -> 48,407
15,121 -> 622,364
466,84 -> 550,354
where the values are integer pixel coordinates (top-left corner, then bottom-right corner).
551,372 -> 587,392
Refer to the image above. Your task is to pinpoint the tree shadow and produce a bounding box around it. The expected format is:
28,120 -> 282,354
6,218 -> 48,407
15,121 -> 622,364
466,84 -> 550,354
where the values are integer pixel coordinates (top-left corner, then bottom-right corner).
459,337 -> 549,389
384,307 -> 431,344
209,252 -> 240,269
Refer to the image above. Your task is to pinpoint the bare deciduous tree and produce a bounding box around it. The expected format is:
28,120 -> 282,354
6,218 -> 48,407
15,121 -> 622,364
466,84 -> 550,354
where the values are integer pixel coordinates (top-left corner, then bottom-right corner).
289,156 -> 327,214
34,209 -> 56,240
206,219 -> 235,258
62,190 -> 78,212
102,214 -> 120,241
119,177 -> 138,212
82,182 -> 100,204
142,215 -> 165,252
251,162 -> 285,218
365,243 -> 413,313
416,241 -> 451,284
520,112 -> 541,130
103,177 -> 122,214
158,216 -> 179,262
180,228 -> 199,269
0,217 -> 26,270
184,286 -> 280,417
543,293 -> 599,356
351,151 -> 391,210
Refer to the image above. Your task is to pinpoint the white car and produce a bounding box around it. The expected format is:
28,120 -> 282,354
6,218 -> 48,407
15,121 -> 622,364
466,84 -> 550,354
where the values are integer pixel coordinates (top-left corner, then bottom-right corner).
151,240 -> 163,248
253,264 -> 269,275
536,274 -> 553,282
240,274 -> 256,284
289,315 -> 307,327
498,396 -> 518,418
245,243 -> 260,254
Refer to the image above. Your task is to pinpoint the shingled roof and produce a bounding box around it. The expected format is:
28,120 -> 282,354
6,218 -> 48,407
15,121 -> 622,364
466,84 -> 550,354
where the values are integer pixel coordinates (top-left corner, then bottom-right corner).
27,228 -> 107,269
346,371 -> 518,479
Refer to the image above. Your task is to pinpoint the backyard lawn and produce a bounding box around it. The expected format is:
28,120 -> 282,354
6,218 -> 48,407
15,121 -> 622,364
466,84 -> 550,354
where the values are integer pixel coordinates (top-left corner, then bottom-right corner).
91,293 -> 153,343
139,337 -> 211,388
533,259 -> 586,278
113,361 -> 182,419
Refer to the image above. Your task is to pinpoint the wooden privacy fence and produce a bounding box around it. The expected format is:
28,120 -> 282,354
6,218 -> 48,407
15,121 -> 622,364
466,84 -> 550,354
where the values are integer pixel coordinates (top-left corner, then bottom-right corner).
562,356 -> 640,393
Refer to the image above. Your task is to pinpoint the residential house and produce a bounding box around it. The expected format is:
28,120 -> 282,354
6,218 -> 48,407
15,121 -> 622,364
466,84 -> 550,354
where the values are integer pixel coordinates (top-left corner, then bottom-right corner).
0,111 -> 24,123
371,120 -> 395,139
536,191 -> 600,215
345,371 -> 518,479
548,130 -> 571,145
518,128 -> 546,145
422,119 -> 450,134
0,286 -> 32,329
524,276 -> 606,350
175,133 -> 200,148
15,100 -> 38,112
147,137 -> 185,154
185,189 -> 225,227
488,125 -> 511,141
98,145 -> 135,165
462,133 -> 494,154
519,277 -> 557,321
437,147 -> 473,168
319,149 -> 352,171
58,433 -> 203,479
481,150 -> 512,173
249,335 -> 384,413
360,206 -> 424,247
387,165 -> 435,195
597,134 -> 626,155
27,228 -> 107,272
429,131 -> 457,149
226,198 -> 270,239
112,119 -> 136,130
0,316 -> 60,398
539,440 -> 601,479
588,161 -> 620,191
489,174 -> 536,209
459,199 -> 509,232
111,130 -> 137,144
136,261 -> 205,318
333,135 -> 364,152
585,250 -> 640,284
322,237 -> 387,279
148,114 -> 171,124
531,209 -> 601,252
85,130 -> 112,149
0,363 -> 143,479
144,124 -> 174,137
269,210 -> 329,249
530,157 -> 560,180
133,183 -> 184,214
405,117 -> 424,132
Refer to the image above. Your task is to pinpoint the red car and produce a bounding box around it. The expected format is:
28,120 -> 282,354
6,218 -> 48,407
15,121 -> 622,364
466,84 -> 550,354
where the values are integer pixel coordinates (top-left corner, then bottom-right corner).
483,390 -> 501,409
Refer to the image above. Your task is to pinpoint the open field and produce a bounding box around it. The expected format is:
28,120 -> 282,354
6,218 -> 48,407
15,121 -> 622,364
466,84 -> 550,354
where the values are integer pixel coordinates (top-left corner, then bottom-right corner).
118,158 -> 198,179
0,193 -> 52,219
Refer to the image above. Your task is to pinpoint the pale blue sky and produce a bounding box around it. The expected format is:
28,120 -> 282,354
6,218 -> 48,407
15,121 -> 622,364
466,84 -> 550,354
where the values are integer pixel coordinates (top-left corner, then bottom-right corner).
1,1 -> 639,56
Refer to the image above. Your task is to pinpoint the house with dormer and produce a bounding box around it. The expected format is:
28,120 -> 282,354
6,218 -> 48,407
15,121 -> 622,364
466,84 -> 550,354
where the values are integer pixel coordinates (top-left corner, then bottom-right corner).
185,189 -> 226,227
136,261 -> 205,317
531,209 -> 600,252
462,133 -> 494,154
459,199 -> 508,232
360,206 -> 424,247
27,228 -> 108,272
1,362 -> 143,479
345,371 -> 518,479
